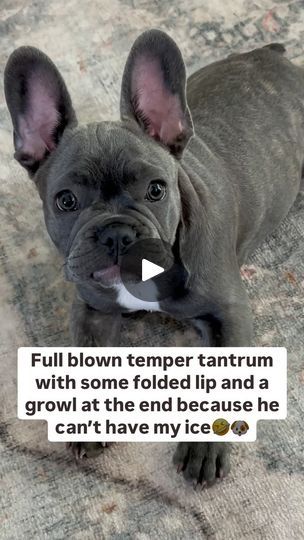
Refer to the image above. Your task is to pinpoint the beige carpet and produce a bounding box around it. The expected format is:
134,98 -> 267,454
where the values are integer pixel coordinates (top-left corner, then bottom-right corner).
0,0 -> 303,538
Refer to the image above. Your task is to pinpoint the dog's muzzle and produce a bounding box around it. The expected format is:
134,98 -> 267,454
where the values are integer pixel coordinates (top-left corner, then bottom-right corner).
65,213 -> 161,285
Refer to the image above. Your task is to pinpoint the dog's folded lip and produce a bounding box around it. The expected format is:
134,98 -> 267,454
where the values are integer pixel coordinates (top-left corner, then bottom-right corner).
91,263 -> 142,287
92,265 -> 121,285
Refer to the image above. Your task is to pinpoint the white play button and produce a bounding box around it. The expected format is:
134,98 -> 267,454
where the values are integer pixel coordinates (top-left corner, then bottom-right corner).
141,258 -> 165,282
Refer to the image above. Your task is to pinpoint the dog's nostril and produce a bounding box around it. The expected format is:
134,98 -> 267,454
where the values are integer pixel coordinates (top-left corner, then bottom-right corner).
121,235 -> 132,247
105,237 -> 114,248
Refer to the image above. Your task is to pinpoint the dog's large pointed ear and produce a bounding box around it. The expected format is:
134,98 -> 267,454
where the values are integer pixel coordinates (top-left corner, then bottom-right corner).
4,46 -> 77,176
120,30 -> 194,158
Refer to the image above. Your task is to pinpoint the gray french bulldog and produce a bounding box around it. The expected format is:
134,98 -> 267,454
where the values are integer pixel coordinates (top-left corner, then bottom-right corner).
4,30 -> 303,488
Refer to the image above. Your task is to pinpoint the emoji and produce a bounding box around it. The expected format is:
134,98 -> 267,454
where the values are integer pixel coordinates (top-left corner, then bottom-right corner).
231,420 -> 249,436
212,418 -> 230,436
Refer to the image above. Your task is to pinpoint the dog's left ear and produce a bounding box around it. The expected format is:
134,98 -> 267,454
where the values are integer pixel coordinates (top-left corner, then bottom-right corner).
244,422 -> 249,430
120,29 -> 194,158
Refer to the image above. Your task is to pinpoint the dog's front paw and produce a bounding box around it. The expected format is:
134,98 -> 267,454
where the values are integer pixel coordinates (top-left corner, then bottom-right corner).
173,442 -> 230,489
66,441 -> 109,460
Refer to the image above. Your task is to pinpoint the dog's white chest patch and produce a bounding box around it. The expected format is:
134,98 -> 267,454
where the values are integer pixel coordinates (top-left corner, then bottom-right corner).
114,283 -> 161,312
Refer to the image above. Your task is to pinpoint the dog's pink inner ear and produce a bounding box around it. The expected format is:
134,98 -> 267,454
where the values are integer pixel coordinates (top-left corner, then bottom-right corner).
132,57 -> 184,145
16,73 -> 59,161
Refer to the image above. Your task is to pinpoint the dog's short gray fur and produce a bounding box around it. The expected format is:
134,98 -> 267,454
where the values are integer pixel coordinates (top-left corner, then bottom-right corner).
4,31 -> 303,486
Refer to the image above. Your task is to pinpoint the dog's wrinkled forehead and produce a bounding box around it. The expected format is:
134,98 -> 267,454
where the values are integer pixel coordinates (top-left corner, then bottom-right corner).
47,121 -> 176,197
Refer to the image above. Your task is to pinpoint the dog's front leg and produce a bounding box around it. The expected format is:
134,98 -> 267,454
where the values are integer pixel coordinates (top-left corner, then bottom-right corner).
215,283 -> 254,347
66,294 -> 122,459
70,294 -> 122,347
174,272 -> 253,487
193,268 -> 254,347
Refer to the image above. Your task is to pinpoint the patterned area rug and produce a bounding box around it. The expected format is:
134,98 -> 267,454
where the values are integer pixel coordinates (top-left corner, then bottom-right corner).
0,1 -> 304,538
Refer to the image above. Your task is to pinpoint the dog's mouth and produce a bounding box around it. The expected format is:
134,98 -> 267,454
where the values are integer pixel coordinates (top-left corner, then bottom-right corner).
91,261 -> 142,288
91,265 -> 122,287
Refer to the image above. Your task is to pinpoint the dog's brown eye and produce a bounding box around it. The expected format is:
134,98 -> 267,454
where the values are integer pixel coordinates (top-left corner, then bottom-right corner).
146,181 -> 167,202
56,190 -> 78,212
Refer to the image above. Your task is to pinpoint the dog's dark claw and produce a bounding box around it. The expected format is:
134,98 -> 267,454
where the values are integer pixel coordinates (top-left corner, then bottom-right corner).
173,442 -> 230,489
176,463 -> 184,474
193,479 -> 207,491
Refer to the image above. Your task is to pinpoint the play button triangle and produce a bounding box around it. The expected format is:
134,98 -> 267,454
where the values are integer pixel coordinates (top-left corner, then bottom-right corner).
142,258 -> 164,282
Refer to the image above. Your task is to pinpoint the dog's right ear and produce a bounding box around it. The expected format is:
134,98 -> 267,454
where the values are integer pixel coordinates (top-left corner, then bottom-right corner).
4,46 -> 77,177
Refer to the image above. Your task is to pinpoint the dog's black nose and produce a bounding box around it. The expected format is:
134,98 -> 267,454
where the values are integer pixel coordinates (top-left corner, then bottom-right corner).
98,224 -> 137,257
